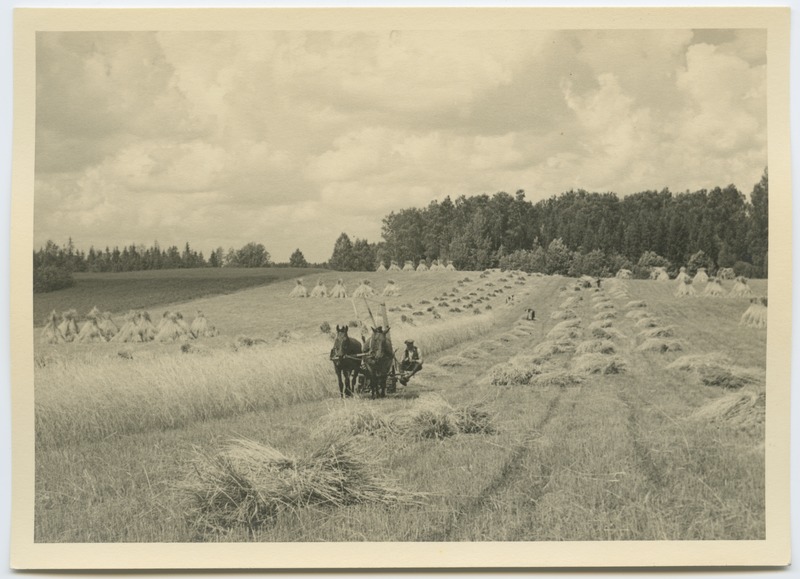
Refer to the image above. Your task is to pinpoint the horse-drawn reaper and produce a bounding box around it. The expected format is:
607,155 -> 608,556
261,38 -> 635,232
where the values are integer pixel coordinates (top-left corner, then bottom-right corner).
329,297 -> 401,399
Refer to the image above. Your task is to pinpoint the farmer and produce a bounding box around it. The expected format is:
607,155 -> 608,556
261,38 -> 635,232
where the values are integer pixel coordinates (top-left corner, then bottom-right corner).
596,278 -> 602,288
398,339 -> 423,386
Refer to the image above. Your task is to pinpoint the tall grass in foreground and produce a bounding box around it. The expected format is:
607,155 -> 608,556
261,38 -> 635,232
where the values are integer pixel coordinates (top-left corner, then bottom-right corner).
36,315 -> 495,448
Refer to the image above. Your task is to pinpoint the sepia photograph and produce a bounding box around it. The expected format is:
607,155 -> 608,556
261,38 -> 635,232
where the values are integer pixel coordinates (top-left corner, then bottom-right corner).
9,6 -> 792,570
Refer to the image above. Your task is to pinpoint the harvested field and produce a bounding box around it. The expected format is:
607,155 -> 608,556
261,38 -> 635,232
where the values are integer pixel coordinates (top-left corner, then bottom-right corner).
34,275 -> 769,544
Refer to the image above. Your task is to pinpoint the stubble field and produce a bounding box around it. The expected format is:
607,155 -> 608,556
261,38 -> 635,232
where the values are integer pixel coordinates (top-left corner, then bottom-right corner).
33,269 -> 767,542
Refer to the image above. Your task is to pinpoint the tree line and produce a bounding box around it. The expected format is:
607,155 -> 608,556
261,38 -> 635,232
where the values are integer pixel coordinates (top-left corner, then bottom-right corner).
328,169 -> 768,279
33,240 -> 320,292
34,169 -> 768,292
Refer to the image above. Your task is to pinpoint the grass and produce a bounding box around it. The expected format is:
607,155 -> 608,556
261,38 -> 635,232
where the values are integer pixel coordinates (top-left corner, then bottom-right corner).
34,275 -> 768,543
34,267 -> 326,326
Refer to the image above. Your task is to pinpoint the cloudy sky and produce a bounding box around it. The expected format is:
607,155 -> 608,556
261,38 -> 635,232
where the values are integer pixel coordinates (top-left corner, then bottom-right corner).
34,29 -> 766,262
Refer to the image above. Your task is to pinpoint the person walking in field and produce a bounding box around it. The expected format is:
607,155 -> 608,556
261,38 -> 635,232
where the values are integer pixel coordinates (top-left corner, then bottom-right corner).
398,339 -> 423,386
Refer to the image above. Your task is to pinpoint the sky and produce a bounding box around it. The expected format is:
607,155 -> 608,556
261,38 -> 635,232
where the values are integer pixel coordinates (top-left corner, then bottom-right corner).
34,28 -> 767,263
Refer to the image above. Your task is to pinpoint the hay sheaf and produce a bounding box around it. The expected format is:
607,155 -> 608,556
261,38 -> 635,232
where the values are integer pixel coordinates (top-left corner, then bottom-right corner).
667,352 -> 734,372
436,355 -> 470,367
625,300 -> 647,309
740,301 -> 767,328
593,311 -> 616,321
592,302 -> 615,311
638,326 -> 675,340
588,320 -> 612,330
691,388 -> 765,432
550,309 -> 577,320
488,355 -> 548,386
575,339 -> 616,355
546,326 -> 582,341
635,317 -> 660,328
460,347 -> 487,360
321,403 -> 401,438
635,338 -> 684,353
591,327 -> 626,340
625,310 -> 652,320
573,353 -> 627,375
552,318 -> 581,331
532,371 -> 585,388
181,438 -> 415,532
398,394 -> 496,439
696,366 -> 765,390
533,340 -> 575,357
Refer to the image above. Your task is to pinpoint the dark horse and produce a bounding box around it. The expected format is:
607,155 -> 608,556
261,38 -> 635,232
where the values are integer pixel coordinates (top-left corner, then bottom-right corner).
364,326 -> 394,399
331,325 -> 362,397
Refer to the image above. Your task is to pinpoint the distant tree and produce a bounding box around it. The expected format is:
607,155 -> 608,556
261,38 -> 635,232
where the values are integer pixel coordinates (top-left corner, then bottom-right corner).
687,250 -> 715,276
289,248 -> 309,268
236,242 -> 271,268
329,233 -> 355,271
747,168 -> 768,276
634,250 -> 670,278
544,238 -> 572,275
33,264 -> 74,293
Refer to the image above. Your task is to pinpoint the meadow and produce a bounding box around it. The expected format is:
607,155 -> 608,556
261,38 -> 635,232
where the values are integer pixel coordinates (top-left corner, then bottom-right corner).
33,269 -> 767,542
33,267 -> 325,325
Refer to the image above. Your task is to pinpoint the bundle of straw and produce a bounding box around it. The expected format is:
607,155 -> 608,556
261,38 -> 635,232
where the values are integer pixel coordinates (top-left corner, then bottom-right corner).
40,310 -> 65,344
674,279 -> 696,297
352,279 -> 376,298
330,279 -> 348,299
182,438 -> 414,532
691,388 -> 765,433
289,279 -> 308,298
382,280 -> 401,296
693,268 -> 709,284
729,277 -> 753,298
98,311 -> 118,340
191,311 -> 219,338
309,280 -> 329,298
740,297 -> 767,328
635,338 -> 684,353
573,353 -> 627,375
703,278 -> 724,297
58,309 -> 79,342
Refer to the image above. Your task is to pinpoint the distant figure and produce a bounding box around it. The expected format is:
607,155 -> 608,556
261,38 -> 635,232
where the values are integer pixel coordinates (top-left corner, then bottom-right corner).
596,278 -> 602,288
398,339 -> 423,386
525,308 -> 536,321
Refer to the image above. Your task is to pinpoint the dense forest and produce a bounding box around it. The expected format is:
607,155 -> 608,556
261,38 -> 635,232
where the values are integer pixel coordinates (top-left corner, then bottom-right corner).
34,170 -> 768,292
330,169 -> 768,279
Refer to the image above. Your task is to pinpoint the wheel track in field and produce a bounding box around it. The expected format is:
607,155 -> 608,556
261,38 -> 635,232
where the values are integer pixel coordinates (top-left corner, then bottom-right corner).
422,392 -> 561,542
417,278 -> 568,542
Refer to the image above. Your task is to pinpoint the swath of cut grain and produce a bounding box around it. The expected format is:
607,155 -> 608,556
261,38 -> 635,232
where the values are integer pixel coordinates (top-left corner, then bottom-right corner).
591,327 -> 626,340
575,340 -> 616,355
638,326 -> 675,339
635,338 -> 684,353
573,353 -> 627,375
625,310 -> 652,320
593,311 -> 616,320
667,352 -> 734,372
532,371 -> 585,388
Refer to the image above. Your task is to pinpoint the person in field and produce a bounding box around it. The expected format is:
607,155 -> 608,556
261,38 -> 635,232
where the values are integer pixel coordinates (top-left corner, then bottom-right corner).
398,339 -> 423,386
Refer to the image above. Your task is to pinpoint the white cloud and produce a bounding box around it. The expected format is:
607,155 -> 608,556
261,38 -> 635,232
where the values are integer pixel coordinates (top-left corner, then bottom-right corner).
34,29 -> 768,262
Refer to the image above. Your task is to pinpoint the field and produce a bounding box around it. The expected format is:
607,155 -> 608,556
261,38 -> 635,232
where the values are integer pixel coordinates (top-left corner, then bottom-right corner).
34,269 -> 767,542
33,267 -> 326,325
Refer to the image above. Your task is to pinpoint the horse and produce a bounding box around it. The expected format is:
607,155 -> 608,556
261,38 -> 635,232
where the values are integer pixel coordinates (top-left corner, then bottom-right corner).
364,326 -> 394,399
330,325 -> 362,398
